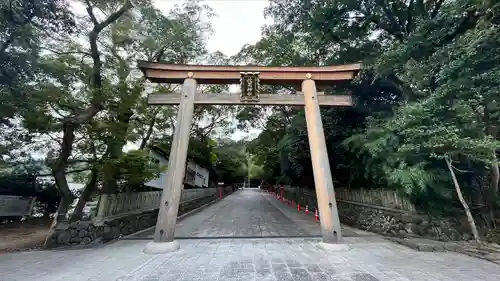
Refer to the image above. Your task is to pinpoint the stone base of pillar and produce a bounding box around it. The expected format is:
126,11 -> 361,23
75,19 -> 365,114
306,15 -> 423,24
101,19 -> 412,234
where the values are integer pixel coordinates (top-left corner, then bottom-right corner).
143,240 -> 180,254
318,242 -> 350,252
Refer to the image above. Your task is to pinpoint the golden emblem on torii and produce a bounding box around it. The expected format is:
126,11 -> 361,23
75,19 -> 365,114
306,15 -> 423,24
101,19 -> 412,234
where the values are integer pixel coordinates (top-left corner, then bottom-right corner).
239,72 -> 260,102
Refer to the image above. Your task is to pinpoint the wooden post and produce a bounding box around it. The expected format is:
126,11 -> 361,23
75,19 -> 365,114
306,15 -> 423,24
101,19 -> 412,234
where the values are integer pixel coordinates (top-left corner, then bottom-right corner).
302,78 -> 344,244
144,78 -> 197,254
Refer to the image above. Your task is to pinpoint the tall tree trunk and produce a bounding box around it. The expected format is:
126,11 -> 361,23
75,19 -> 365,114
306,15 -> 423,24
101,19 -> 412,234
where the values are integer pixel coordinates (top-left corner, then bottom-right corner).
70,168 -> 99,222
51,160 -> 75,219
42,195 -> 71,249
43,158 -> 77,249
490,152 -> 499,196
483,102 -> 498,227
139,110 -> 159,150
101,109 -> 134,194
445,157 -> 481,243
488,153 -> 499,228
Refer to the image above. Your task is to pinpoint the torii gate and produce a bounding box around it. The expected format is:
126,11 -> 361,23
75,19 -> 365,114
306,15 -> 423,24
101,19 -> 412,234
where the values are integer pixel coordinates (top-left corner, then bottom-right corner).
138,61 -> 361,254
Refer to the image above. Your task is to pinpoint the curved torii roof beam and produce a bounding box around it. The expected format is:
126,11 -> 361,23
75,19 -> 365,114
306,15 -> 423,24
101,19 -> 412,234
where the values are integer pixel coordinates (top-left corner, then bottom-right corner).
137,60 -> 362,85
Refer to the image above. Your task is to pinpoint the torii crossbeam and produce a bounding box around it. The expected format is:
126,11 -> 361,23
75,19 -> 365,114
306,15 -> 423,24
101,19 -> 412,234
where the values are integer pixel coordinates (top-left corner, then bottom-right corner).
138,61 -> 362,254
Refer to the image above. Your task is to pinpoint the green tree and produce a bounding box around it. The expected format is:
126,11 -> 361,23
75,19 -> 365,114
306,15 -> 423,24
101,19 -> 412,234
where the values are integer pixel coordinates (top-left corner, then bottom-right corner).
213,138 -> 247,184
0,0 -> 75,127
66,0 -> 214,221
0,0 -> 216,244
239,0 -> 500,241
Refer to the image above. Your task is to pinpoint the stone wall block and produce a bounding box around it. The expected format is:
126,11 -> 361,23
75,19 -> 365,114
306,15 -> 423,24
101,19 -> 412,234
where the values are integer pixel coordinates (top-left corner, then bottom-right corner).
46,194 -> 214,249
80,237 -> 92,245
57,232 -> 70,245
78,229 -> 88,238
70,236 -> 81,243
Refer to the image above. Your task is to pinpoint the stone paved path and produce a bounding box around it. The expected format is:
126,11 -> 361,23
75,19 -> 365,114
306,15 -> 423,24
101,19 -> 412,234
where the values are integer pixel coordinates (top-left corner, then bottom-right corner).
1,189 -> 499,281
2,237 -> 499,281
133,189 -> 357,238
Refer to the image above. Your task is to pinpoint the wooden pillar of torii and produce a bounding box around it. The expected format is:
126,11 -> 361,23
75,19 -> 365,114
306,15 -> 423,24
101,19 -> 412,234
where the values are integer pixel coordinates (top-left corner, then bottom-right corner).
138,61 -> 361,254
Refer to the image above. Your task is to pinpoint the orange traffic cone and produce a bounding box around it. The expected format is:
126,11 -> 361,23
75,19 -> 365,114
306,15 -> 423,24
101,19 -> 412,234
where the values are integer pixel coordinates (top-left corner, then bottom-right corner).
315,208 -> 319,221
305,205 -> 309,215
297,203 -> 301,211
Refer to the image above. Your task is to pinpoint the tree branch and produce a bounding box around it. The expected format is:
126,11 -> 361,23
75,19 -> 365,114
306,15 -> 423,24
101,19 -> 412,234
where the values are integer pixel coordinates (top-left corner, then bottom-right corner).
49,104 -> 69,119
406,0 -> 415,33
84,0 -> 99,25
366,15 -> 404,42
37,167 -> 91,177
94,0 -> 134,33
376,0 -> 405,39
451,164 -> 473,173
278,106 -> 292,123
139,110 -> 159,150
430,0 -> 445,18
40,46 -> 92,56
87,0 -> 133,91
387,73 -> 417,102
66,158 -> 98,165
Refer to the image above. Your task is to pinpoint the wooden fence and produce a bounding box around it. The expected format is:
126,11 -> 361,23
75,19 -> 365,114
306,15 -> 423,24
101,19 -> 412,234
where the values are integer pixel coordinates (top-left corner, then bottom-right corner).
94,188 -> 217,221
275,185 -> 416,212
335,188 -> 416,212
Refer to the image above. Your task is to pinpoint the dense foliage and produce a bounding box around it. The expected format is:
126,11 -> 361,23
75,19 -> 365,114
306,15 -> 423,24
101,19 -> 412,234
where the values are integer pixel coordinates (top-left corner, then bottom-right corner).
0,0 -> 245,228
240,0 -> 500,241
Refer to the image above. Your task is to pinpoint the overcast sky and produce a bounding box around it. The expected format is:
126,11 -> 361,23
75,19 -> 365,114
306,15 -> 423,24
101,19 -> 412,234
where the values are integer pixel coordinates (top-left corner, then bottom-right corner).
154,0 -> 272,56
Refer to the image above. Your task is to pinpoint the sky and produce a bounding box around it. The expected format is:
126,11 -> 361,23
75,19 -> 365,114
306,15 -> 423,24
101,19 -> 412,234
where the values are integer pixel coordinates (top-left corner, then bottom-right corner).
154,0 -> 272,56
153,0 -> 272,141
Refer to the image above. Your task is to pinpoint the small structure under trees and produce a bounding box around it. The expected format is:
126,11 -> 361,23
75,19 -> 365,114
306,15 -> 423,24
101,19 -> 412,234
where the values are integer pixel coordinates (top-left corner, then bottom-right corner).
138,61 -> 361,253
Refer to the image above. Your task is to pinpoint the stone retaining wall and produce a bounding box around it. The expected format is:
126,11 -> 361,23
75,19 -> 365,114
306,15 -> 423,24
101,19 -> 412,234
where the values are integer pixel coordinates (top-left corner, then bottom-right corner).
277,186 -> 474,242
46,194 -> 218,248
337,200 -> 473,241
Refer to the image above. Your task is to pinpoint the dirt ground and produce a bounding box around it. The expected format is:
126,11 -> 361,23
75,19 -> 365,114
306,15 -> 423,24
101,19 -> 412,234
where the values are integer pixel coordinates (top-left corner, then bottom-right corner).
0,219 -> 51,253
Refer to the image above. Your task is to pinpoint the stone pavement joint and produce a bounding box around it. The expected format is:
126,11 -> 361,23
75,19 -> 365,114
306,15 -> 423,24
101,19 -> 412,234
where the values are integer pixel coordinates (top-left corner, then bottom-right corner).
1,190 -> 499,281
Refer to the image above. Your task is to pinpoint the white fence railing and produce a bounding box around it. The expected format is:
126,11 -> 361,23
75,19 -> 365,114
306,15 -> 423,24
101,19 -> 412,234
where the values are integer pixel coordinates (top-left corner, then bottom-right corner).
0,195 -> 36,217
94,188 -> 217,221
